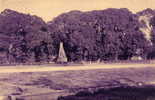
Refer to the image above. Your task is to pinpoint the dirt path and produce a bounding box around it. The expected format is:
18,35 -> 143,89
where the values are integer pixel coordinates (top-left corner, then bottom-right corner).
0,63 -> 154,73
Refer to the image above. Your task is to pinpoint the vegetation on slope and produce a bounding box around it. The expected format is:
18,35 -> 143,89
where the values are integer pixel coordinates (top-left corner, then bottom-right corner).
0,8 -> 155,64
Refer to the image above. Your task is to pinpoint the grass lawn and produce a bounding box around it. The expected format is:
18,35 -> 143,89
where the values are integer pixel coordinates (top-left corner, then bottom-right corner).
0,65 -> 155,100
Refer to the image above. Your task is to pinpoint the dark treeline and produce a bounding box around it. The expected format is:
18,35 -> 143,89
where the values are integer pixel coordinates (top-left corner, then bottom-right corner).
0,8 -> 155,64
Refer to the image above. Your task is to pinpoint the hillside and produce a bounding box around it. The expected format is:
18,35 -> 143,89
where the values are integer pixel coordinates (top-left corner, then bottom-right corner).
0,8 -> 155,64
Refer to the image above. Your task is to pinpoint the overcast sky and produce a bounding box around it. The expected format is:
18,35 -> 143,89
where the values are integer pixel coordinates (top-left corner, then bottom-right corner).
0,0 -> 155,21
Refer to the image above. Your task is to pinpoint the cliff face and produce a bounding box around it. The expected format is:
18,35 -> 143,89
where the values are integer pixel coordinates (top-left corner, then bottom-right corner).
137,8 -> 155,44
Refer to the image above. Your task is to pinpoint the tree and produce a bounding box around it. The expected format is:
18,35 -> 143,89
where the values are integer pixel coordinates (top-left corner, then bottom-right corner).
149,16 -> 155,59
0,9 -> 53,63
48,8 -> 149,62
48,11 -> 99,62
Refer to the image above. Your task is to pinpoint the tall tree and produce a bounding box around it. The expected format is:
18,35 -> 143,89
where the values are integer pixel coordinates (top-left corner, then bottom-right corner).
48,8 -> 149,61
0,9 -> 53,63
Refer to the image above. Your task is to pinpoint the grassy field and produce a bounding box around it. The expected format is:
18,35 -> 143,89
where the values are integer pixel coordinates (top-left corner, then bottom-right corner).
0,64 -> 155,100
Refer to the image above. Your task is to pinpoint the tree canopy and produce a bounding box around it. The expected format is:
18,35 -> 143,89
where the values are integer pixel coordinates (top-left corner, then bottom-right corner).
0,9 -> 53,63
0,8 -> 154,64
48,8 -> 149,62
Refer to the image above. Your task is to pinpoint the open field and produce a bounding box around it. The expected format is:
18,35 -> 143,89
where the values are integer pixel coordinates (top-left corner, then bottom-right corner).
0,63 -> 154,100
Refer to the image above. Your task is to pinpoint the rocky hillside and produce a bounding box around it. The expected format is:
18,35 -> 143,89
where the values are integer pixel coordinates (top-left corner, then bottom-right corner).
137,8 -> 155,43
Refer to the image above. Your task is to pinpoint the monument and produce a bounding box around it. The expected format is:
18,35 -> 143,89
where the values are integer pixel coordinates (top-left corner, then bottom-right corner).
57,42 -> 68,63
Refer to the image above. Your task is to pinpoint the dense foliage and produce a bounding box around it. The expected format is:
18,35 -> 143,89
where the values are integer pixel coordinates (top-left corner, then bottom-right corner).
0,9 -> 53,64
48,8 -> 149,62
0,8 -> 154,64
149,16 -> 155,59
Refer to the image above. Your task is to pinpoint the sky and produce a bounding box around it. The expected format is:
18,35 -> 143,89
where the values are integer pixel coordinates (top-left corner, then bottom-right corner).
0,0 -> 155,22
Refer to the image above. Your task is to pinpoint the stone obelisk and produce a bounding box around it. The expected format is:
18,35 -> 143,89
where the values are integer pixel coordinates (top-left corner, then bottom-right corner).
57,42 -> 67,63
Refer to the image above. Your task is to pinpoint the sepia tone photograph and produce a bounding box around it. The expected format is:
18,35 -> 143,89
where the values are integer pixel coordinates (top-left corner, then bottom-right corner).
0,0 -> 155,100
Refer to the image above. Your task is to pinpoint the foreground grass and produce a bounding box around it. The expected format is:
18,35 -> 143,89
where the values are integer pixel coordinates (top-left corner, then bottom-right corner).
58,85 -> 155,100
0,66 -> 155,100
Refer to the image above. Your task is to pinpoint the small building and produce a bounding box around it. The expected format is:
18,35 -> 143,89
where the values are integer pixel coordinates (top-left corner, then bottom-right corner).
131,56 -> 143,61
